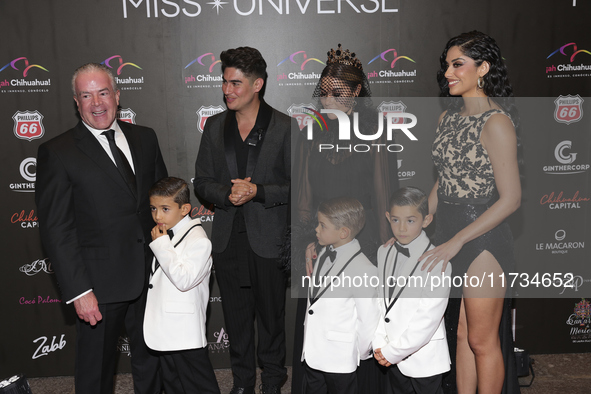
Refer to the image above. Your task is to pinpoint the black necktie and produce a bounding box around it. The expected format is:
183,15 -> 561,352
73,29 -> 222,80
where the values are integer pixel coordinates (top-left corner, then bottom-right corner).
102,129 -> 136,198
167,229 -> 174,239
395,243 -> 410,258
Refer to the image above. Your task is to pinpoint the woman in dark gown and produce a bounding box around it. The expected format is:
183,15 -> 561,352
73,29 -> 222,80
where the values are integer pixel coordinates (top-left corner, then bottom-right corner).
291,44 -> 398,393
421,31 -> 521,394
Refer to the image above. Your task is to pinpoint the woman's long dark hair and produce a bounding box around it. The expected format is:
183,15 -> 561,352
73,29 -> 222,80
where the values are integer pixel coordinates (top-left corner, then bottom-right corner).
437,30 -> 523,174
437,31 -> 519,127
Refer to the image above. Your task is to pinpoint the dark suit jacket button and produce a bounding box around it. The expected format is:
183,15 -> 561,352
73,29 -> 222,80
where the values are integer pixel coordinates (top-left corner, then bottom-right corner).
385,317 -> 390,323
308,310 -> 314,315
148,284 -> 153,289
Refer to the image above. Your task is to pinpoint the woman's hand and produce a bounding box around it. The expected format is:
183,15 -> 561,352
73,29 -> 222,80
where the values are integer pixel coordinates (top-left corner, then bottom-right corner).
420,236 -> 464,273
383,237 -> 396,247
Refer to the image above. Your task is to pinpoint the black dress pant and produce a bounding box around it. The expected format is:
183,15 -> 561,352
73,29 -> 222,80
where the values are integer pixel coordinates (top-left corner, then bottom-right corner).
388,365 -> 444,394
304,362 -> 357,394
75,291 -> 160,394
213,226 -> 287,387
160,347 -> 220,394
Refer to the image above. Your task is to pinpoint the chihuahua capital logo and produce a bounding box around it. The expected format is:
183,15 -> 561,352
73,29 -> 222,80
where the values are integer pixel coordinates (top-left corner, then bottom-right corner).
0,57 -> 49,77
101,55 -> 142,75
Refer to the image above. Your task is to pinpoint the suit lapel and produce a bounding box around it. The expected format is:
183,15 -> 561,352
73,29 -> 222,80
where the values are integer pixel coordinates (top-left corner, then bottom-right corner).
73,121 -> 132,197
119,120 -> 141,201
309,242 -> 361,305
223,112 -> 240,180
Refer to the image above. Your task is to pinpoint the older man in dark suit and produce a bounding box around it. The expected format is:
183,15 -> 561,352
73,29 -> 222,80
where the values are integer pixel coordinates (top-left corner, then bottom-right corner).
36,63 -> 167,394
194,47 -> 293,394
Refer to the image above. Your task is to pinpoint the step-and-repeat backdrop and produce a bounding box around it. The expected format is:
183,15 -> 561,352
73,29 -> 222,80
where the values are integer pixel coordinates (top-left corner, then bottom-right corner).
1,0 -> 590,377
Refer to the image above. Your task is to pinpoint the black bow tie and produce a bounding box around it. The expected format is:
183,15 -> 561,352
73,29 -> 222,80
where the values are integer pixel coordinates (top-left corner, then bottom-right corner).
316,248 -> 337,275
167,229 -> 174,239
395,243 -> 410,258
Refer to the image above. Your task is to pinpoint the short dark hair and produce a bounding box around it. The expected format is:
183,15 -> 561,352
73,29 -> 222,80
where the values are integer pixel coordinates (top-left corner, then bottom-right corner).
318,197 -> 365,238
388,187 -> 429,218
220,46 -> 267,82
149,177 -> 190,208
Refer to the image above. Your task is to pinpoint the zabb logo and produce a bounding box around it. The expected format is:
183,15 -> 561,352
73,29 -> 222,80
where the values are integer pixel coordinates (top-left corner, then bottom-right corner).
13,110 -> 44,141
20,258 -> 53,276
543,140 -> 589,175
554,95 -> 583,125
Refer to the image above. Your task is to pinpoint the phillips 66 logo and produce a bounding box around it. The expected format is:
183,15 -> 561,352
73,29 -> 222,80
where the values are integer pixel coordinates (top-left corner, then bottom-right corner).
554,95 -> 583,125
13,110 -> 45,141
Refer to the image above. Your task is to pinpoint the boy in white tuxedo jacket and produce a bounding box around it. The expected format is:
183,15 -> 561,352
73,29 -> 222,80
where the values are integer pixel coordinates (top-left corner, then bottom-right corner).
144,177 -> 220,394
301,197 -> 379,394
373,187 -> 451,394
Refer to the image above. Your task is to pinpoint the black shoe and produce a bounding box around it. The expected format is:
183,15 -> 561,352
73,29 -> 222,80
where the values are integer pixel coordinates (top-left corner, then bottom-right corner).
259,383 -> 281,394
229,386 -> 255,394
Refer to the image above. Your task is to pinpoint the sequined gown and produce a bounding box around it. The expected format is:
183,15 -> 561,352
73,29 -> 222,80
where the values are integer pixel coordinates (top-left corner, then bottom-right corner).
431,109 -> 520,394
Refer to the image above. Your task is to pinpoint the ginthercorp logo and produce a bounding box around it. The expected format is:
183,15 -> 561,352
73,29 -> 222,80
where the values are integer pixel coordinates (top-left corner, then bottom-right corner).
13,110 -> 45,141
184,53 -> 223,89
196,105 -> 224,132
554,95 -> 583,125
287,103 -> 317,131
10,157 -> 36,193
566,299 -> 591,343
535,229 -> 584,254
540,190 -> 590,210
303,108 -> 418,153
208,327 -> 230,353
366,49 -> 416,85
546,42 -> 591,78
117,108 -> 137,124
277,51 -> 324,87
102,55 -> 144,90
397,160 -> 416,181
0,57 -> 51,93
543,140 -> 589,175
123,0 -> 398,19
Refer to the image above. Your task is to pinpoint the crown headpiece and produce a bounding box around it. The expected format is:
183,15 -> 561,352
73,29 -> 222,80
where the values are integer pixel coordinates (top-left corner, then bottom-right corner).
326,44 -> 363,70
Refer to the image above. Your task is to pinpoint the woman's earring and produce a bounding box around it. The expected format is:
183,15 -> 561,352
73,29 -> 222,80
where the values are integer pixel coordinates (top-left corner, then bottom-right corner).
477,76 -> 485,89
